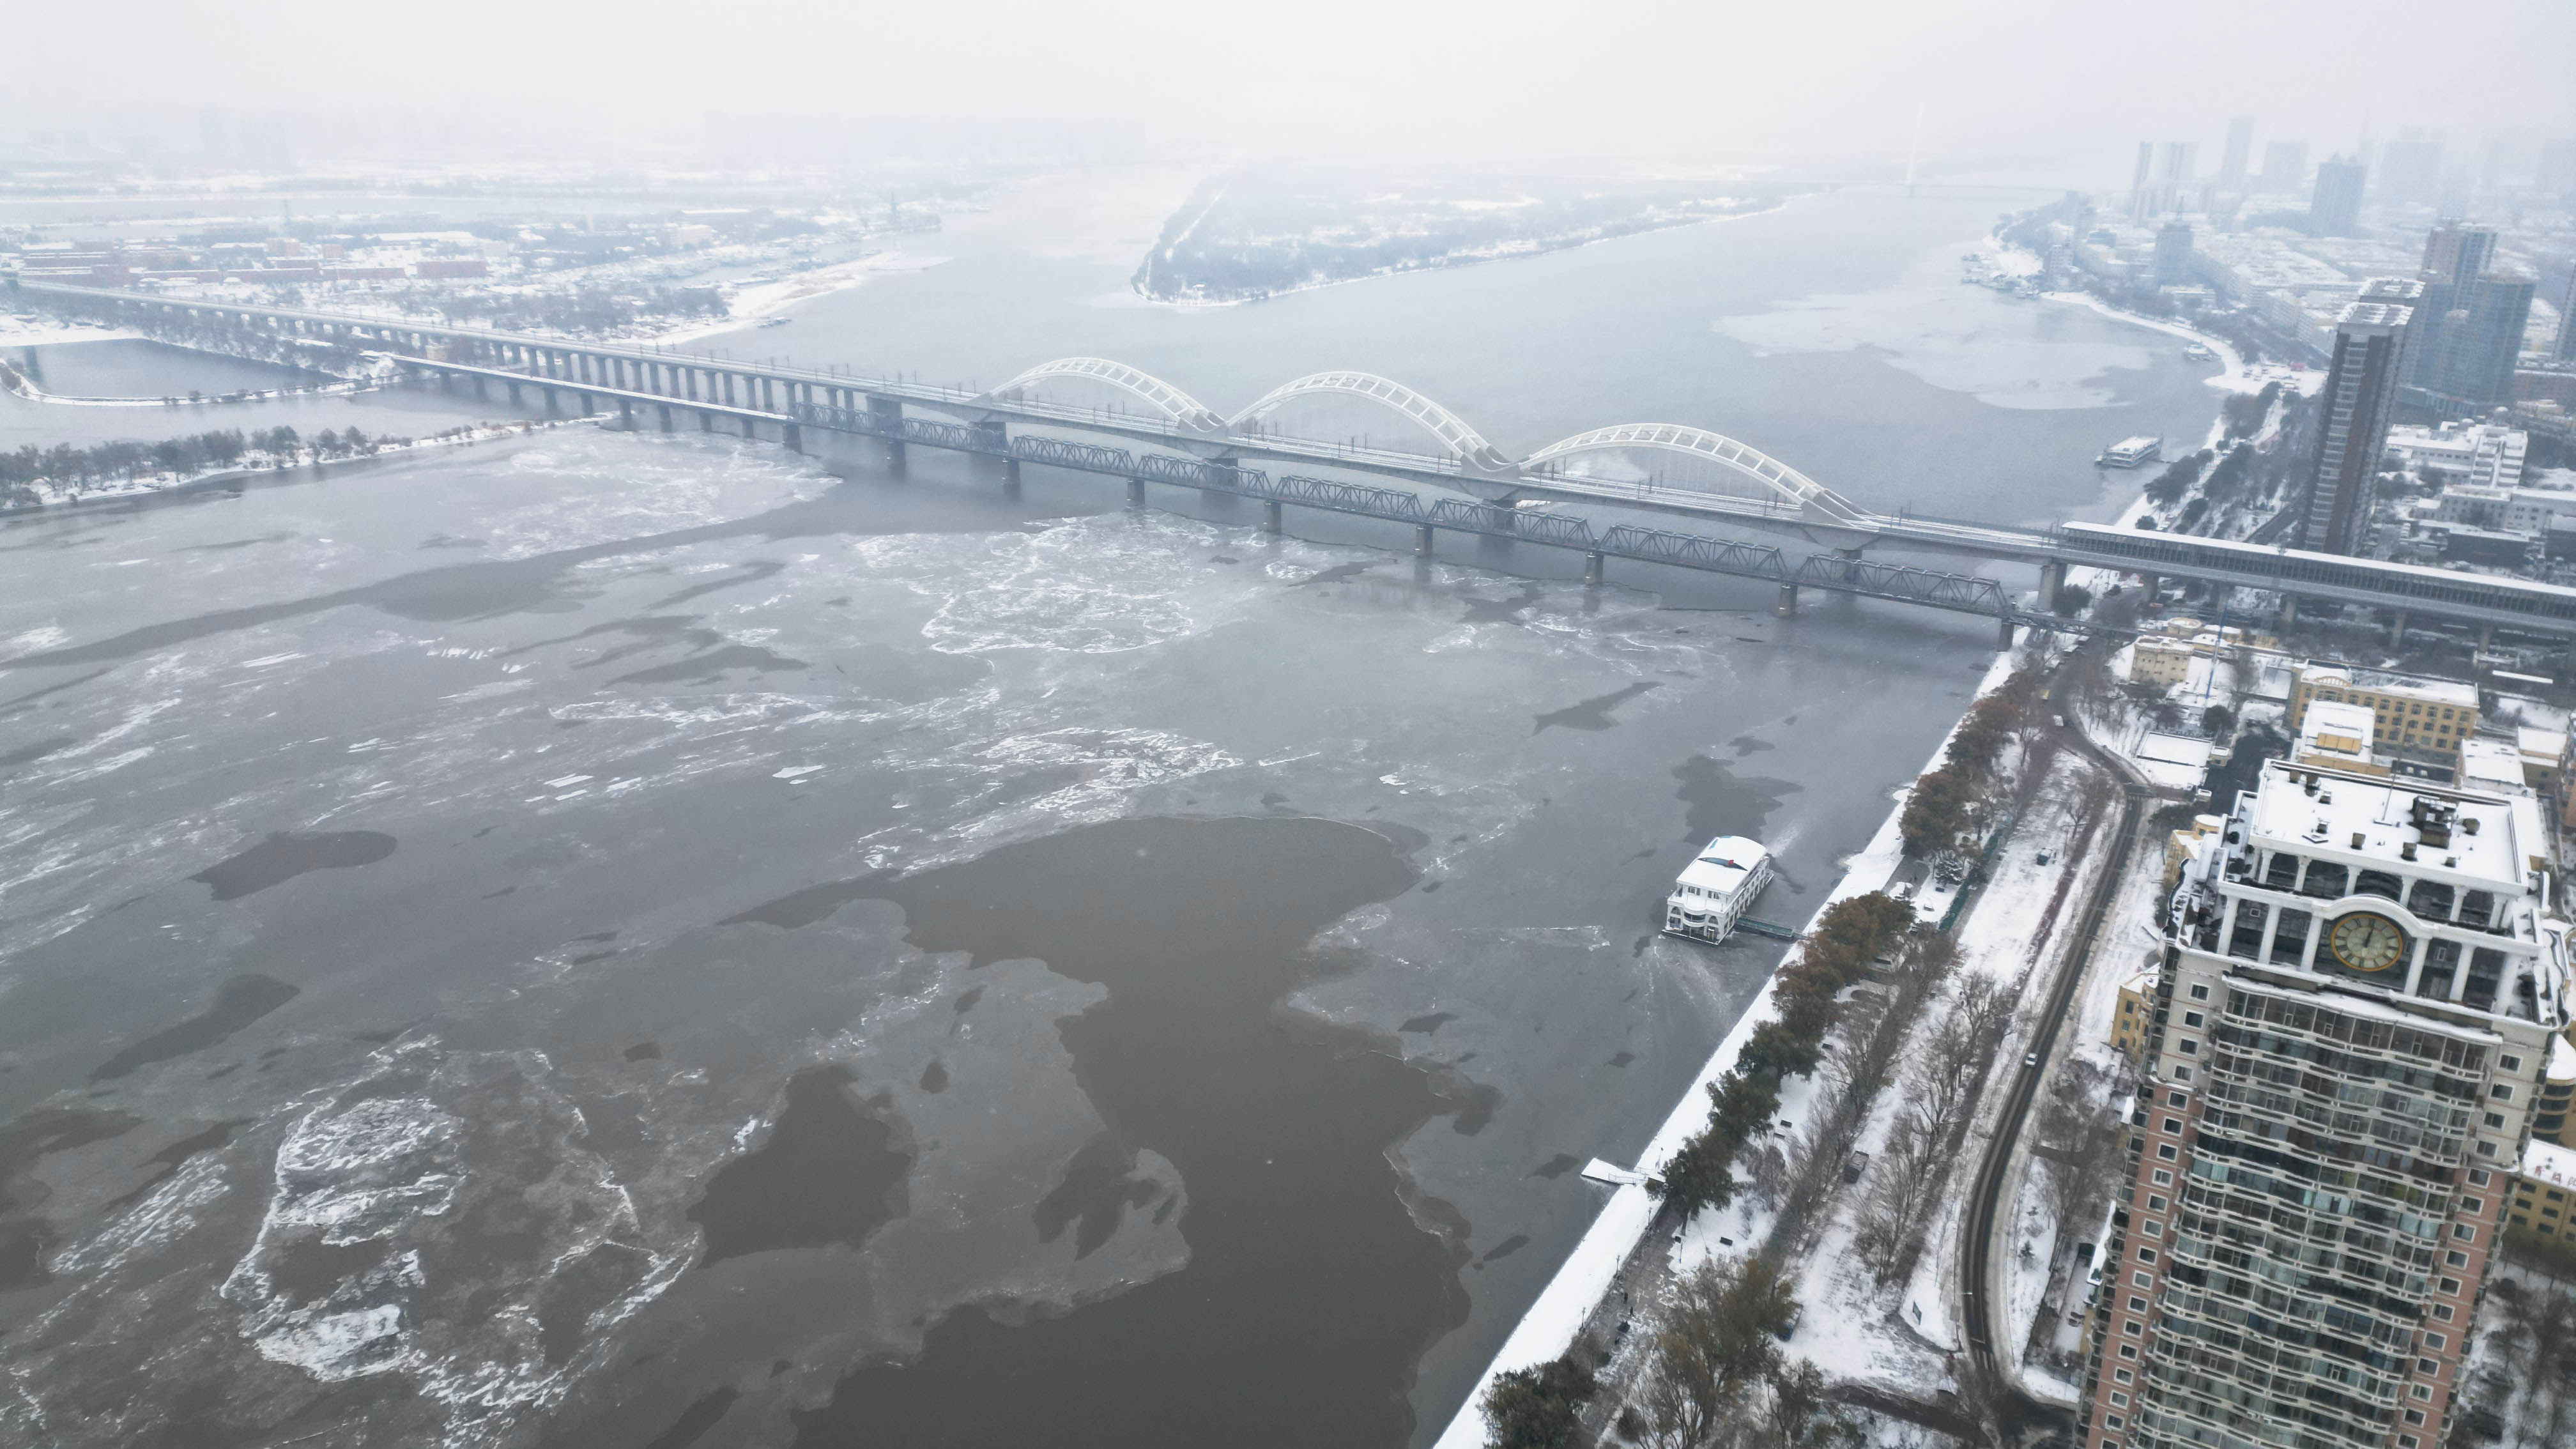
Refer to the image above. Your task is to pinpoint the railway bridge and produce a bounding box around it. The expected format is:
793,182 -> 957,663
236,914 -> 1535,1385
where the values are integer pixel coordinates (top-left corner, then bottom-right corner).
19,277 -> 2576,645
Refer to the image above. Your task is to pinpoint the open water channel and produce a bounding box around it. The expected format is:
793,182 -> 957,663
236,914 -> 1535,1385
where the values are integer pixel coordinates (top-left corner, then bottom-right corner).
0,172 -> 2220,1448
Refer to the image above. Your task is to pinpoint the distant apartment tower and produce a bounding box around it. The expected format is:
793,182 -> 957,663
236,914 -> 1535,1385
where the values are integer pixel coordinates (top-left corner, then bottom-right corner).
2159,141 -> 2197,213
2412,266 -> 2537,415
2217,116 -> 2255,190
2258,140 -> 2309,194
2295,282 -> 2418,555
2380,134 -> 2446,206
2311,156 -> 2368,236
2131,141 -> 2158,220
2561,268 -> 2576,362
2154,222 -> 2195,289
2078,760 -> 2564,1449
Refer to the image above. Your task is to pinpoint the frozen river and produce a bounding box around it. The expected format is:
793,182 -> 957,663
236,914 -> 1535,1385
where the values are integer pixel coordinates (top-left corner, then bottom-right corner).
0,172 -> 2221,1448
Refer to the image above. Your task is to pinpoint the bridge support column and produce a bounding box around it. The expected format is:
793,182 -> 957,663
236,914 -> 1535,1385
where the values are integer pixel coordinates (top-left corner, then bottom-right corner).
1999,615 -> 2018,650
783,422 -> 802,453
1126,477 -> 1146,508
1261,500 -> 1283,534
699,410 -> 714,433
2479,622 -> 2494,650
2037,559 -> 2067,612
473,375 -> 487,401
506,379 -> 521,406
541,385 -> 558,416
1415,524 -> 1435,557
868,397 -> 905,464
1584,550 -> 1604,587
2277,595 -> 2297,629
2138,572 -> 2160,604
1776,584 -> 1798,617
658,404 -> 673,433
1002,457 -> 1022,495
618,396 -> 632,428
740,415 -> 756,439
2388,611 -> 2408,646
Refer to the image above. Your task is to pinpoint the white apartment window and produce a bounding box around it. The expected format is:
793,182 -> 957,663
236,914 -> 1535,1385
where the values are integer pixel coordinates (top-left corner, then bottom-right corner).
2413,1384 -> 2435,1399
2400,1437 -> 2419,1449
2434,1304 -> 2453,1321
2172,1065 -> 2191,1082
2167,1090 -> 2187,1107
2158,1144 -> 2178,1160
2115,1369 -> 2134,1385
2419,1358 -> 2439,1374
2183,1011 -> 2204,1027
2111,1392 -> 2130,1407
2154,1169 -> 2174,1186
2491,1085 -> 2515,1101
2120,1344 -> 2138,1359
2448,1250 -> 2470,1268
2501,1055 -> 2522,1072
2188,983 -> 2209,1000
2469,1170 -> 2492,1188
2143,1221 -> 2163,1237
2106,1415 -> 2126,1430
2453,1224 -> 2476,1242
2462,1197 -> 2483,1215
2438,1278 -> 2460,1295
2178,1039 -> 2198,1055
2124,1320 -> 2142,1337
2139,1247 -> 2158,1262
2147,1195 -> 2168,1212
2406,1409 -> 2427,1427
2426,1332 -> 2447,1350
2162,1117 -> 2182,1133
2478,1139 -> 2497,1157
2133,1274 -> 2152,1289
2129,1292 -> 2149,1309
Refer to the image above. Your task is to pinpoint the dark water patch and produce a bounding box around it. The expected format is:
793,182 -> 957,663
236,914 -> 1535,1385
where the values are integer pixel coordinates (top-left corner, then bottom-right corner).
916,1059 -> 947,1093
1209,554 -> 1239,564
204,1063 -> 239,1080
1671,755 -> 1802,844
569,949 -> 617,965
641,1387 -> 740,1449
1032,1135 -> 1169,1259
481,885 -> 516,898
353,1027 -> 404,1043
172,532 -> 295,554
1533,680 -> 1658,734
1297,562 -> 1376,587
1607,1050 -> 1637,1068
1399,1012 -> 1455,1035
1728,734 -> 1775,755
0,733 -> 77,769
190,830 -> 395,900
772,1360 -> 793,1378
1478,1234 -> 1529,1264
624,1041 -> 663,1062
1419,878 -> 1441,893
650,559 -> 787,609
419,533 -> 486,550
1528,1154 -> 1581,1179
687,1066 -> 912,1268
1448,1082 -> 1502,1135
788,815 -> 1465,1449
537,1240 -> 659,1365
950,986 -> 983,1015
264,1236 -> 392,1299
612,643 -> 809,686
0,668 -> 112,716
718,877 -> 887,931
91,974 -> 300,1080
0,1106 -> 141,1290
1458,582 -> 1543,626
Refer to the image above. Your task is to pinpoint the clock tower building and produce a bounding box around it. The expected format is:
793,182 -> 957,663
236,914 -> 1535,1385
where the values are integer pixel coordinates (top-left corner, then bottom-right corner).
2078,758 -> 2568,1449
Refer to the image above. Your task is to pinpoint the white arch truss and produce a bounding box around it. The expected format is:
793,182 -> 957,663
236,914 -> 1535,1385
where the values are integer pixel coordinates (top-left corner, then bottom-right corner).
1228,371 -> 1510,468
988,356 -> 1227,432
1519,424 -> 1867,523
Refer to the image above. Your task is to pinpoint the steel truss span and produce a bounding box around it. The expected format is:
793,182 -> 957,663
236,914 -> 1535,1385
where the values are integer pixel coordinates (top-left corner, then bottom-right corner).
1229,371 -> 1517,473
985,357 -> 1227,433
1521,423 -> 1872,525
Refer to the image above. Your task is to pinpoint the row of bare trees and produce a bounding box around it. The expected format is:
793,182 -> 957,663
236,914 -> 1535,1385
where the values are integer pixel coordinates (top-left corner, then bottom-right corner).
1850,975 -> 2018,1286
1635,1259 -> 1856,1449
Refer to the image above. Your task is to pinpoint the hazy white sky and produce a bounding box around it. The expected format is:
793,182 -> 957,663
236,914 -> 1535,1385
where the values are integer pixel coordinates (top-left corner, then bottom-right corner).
17,0 -> 2576,174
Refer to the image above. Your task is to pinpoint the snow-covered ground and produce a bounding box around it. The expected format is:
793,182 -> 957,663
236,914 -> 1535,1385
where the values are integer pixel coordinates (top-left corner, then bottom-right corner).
1,417 -> 588,511
647,251 -> 952,344
0,321 -> 147,348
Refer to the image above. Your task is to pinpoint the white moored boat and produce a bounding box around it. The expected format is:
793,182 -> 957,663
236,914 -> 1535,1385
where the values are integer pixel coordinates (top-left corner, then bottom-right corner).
1662,835 -> 1774,944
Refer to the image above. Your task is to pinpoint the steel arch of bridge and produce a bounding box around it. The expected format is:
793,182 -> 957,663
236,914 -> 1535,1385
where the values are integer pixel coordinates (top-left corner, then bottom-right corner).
987,357 -> 1227,432
1520,423 -> 1868,524
1229,371 -> 1514,470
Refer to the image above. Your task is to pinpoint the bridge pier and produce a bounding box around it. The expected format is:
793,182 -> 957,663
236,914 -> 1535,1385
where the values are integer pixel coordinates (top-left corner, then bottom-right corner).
1002,457 -> 1022,495
1584,550 -> 1604,587
2037,559 -> 2067,612
1415,524 -> 1435,557
2479,622 -> 2495,650
2138,571 -> 2161,605
1776,584 -> 1799,617
1999,615 -> 2018,649
783,422 -> 802,453
506,379 -> 522,406
2277,595 -> 2297,629
1261,500 -> 1284,534
868,397 -> 905,464
1126,477 -> 1146,508
618,396 -> 632,429
541,385 -> 559,416
658,403 -> 673,433
473,375 -> 487,401
2389,610 -> 2408,647
699,410 -> 714,433
740,415 -> 757,440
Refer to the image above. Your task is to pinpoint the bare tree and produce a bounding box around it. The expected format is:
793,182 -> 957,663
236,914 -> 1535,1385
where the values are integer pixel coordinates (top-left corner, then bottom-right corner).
1641,1259 -> 1800,1449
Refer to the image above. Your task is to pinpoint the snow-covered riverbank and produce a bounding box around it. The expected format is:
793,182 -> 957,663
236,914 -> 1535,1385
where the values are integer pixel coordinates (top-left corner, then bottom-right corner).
1,415 -> 592,512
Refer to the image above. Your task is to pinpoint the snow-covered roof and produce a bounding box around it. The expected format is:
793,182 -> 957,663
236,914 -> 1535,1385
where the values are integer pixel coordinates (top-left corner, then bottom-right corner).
2517,725 -> 2566,761
2524,1137 -> 2576,1192
2297,664 -> 2478,710
2243,760 -> 2534,889
2550,1032 -> 2576,1084
2295,701 -> 2375,770
1674,836 -> 1767,901
2461,737 -> 2529,792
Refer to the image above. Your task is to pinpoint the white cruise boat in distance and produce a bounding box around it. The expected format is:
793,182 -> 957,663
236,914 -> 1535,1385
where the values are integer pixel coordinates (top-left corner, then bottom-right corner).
2096,435 -> 2163,469
1662,835 -> 1774,944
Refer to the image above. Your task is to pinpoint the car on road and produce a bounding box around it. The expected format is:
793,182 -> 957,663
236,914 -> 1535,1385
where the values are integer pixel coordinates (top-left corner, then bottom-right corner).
2025,1052 -> 2041,1070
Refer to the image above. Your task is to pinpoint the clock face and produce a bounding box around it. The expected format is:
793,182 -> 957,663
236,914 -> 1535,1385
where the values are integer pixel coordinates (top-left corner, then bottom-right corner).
2327,912 -> 2408,973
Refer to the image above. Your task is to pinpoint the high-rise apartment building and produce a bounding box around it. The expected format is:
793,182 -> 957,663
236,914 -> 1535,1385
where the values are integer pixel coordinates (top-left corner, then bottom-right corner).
2219,117 -> 2256,190
2296,285 -> 2417,555
2559,269 -> 2576,363
2260,141 -> 2310,195
2311,158 -> 2367,236
2078,760 -> 2566,1449
2133,142 -> 2158,221
2155,222 -> 2196,289
2411,273 -> 2537,415
2418,222 -> 2496,287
